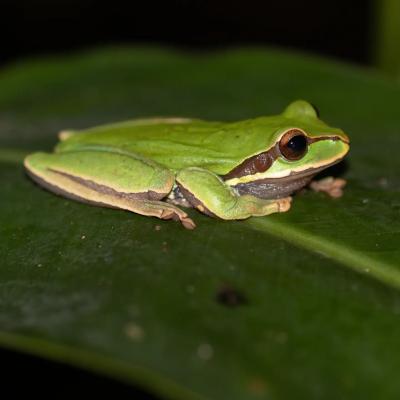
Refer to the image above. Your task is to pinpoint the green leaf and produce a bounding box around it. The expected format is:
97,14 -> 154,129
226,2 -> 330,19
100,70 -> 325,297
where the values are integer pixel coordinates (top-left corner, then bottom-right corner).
1,47 -> 400,399
374,0 -> 400,78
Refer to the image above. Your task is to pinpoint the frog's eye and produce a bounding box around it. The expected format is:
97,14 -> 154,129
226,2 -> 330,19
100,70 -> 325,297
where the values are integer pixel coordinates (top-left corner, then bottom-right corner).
279,129 -> 308,161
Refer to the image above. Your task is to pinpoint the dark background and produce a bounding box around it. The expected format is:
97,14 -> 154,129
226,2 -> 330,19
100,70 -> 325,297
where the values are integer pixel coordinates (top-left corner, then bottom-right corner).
3,0 -> 373,67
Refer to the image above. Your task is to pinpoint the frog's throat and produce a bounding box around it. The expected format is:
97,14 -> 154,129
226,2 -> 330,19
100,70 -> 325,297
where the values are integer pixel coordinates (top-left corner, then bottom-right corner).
222,135 -> 347,182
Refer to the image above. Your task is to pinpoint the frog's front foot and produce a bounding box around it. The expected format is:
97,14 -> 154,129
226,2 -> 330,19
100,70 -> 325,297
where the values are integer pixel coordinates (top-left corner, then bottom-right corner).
309,177 -> 346,198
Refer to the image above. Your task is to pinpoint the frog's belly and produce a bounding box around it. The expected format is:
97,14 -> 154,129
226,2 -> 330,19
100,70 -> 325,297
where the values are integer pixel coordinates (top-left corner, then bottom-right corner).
232,175 -> 314,199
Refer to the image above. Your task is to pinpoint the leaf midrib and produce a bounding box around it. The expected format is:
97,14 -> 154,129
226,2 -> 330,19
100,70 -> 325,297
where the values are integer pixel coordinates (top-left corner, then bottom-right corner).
248,218 -> 400,290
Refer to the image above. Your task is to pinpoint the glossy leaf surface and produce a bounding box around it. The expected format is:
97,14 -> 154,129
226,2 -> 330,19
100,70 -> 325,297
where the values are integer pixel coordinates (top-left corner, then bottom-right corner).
1,48 -> 400,399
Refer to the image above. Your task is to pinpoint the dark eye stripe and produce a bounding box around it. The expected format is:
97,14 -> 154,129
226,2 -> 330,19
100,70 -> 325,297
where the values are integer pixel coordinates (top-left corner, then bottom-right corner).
222,131 -> 344,181
223,151 -> 273,180
254,152 -> 271,172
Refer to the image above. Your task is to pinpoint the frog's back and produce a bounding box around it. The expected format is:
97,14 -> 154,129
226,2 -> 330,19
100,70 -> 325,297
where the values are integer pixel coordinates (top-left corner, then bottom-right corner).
56,117 -> 243,174
55,113 -> 328,174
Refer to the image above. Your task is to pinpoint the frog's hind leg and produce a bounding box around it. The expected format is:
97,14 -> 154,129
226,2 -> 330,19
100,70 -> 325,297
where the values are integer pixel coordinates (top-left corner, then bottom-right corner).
24,150 -> 195,229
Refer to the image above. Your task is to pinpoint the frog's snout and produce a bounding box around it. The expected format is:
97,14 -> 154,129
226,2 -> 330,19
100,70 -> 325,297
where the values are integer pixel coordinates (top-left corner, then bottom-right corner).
340,132 -> 350,144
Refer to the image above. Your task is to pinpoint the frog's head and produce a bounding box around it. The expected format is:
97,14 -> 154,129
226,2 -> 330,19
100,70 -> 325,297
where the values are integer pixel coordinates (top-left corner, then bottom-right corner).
224,100 -> 350,186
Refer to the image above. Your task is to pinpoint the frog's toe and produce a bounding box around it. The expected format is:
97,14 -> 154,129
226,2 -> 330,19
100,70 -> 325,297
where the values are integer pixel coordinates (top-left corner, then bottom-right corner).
181,217 -> 196,230
310,177 -> 347,198
277,197 -> 292,212
160,208 -> 196,229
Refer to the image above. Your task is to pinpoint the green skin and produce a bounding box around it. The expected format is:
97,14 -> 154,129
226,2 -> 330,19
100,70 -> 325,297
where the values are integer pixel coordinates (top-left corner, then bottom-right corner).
24,100 -> 350,229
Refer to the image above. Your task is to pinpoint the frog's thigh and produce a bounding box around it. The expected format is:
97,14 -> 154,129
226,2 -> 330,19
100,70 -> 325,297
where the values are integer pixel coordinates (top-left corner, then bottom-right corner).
24,151 -> 195,228
176,167 -> 291,220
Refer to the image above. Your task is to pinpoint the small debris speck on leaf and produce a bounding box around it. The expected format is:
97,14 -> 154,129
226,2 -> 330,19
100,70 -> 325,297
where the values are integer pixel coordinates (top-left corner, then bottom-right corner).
197,343 -> 213,360
125,322 -> 145,341
186,285 -> 195,294
216,284 -> 248,307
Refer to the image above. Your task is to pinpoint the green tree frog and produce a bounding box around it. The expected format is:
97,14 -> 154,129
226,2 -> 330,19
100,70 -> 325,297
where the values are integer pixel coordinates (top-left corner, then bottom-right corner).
24,100 -> 350,229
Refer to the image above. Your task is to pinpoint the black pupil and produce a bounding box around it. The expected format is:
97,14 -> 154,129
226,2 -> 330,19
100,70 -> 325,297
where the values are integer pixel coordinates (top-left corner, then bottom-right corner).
287,135 -> 307,154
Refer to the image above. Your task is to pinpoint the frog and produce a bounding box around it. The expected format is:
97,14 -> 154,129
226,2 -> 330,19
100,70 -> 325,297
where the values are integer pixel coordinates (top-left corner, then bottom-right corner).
24,100 -> 350,229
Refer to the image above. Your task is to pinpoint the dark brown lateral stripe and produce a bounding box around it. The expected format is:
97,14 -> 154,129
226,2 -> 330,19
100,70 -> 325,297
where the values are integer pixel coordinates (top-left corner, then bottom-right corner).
223,135 -> 344,181
26,168 -> 119,209
48,168 -> 166,201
